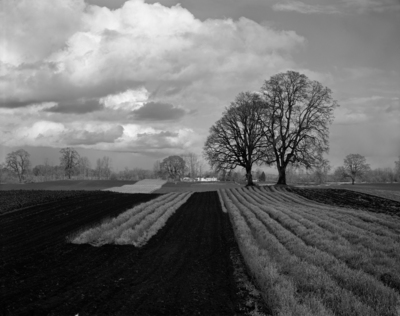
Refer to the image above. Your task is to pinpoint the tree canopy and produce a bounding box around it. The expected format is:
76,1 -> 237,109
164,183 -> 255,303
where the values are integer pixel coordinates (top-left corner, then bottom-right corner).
160,155 -> 186,181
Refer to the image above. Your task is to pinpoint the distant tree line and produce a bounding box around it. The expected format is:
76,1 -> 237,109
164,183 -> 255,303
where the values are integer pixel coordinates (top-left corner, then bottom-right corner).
0,149 -> 215,184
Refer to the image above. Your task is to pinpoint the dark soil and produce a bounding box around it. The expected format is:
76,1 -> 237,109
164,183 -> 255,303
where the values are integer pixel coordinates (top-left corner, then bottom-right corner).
286,187 -> 400,217
0,180 -> 138,191
1,191 -> 262,315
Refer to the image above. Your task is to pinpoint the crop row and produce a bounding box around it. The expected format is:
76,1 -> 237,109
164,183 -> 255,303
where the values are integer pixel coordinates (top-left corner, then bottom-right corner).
219,187 -> 400,316
72,192 -> 192,247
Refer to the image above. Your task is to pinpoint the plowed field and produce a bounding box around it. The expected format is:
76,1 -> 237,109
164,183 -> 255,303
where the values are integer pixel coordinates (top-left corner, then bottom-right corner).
1,191 -> 259,315
286,187 -> 400,216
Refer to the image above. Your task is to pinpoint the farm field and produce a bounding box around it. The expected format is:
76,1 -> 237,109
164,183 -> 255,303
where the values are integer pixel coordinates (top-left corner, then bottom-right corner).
0,180 -> 138,191
220,186 -> 400,316
0,190 -> 265,315
153,181 -> 242,193
288,186 -> 400,216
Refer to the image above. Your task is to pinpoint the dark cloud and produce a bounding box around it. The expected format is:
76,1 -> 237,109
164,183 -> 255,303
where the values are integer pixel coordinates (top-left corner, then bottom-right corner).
60,125 -> 124,146
1,61 -> 145,108
133,130 -> 181,150
131,102 -> 188,121
45,99 -> 104,114
0,99 -> 42,108
137,131 -> 179,138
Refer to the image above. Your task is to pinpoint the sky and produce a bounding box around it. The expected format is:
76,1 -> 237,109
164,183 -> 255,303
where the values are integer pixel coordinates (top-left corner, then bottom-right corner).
1,0 -> 399,172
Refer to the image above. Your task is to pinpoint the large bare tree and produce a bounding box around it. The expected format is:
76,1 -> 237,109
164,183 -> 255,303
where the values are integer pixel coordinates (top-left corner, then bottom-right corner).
260,71 -> 338,185
204,92 -> 267,186
6,149 -> 31,183
342,153 -> 370,184
59,147 -> 80,179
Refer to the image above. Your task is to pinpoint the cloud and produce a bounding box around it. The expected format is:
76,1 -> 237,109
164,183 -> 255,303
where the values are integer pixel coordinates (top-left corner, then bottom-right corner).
45,99 -> 104,114
272,1 -> 339,14
1,0 -> 304,156
131,102 -> 188,121
100,88 -> 149,111
334,95 -> 398,124
342,0 -> 400,13
60,125 -> 124,145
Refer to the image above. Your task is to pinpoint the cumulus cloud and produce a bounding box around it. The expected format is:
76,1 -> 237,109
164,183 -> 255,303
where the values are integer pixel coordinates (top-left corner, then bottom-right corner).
273,1 -> 339,14
60,125 -> 124,145
100,88 -> 149,111
1,0 -> 305,155
131,102 -> 188,121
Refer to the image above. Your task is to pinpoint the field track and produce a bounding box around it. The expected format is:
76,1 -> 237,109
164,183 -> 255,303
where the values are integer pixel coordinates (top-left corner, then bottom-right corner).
1,191 -> 256,315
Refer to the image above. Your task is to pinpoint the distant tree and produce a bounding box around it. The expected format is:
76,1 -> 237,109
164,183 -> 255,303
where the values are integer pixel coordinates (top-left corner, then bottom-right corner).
153,160 -> 162,178
395,156 -> 400,182
259,71 -> 339,185
78,156 -> 91,179
182,152 -> 200,178
59,147 -> 80,179
6,149 -> 31,183
312,159 -> 331,184
204,92 -> 267,186
342,154 -> 370,185
95,156 -> 112,180
160,155 -> 186,181
258,171 -> 266,182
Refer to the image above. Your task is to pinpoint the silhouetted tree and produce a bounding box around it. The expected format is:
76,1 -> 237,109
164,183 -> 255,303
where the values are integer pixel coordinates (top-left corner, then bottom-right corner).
204,92 -> 267,186
259,71 -> 338,185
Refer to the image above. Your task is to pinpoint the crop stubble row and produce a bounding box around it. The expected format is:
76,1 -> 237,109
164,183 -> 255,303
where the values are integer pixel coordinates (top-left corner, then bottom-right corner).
219,186 -> 400,316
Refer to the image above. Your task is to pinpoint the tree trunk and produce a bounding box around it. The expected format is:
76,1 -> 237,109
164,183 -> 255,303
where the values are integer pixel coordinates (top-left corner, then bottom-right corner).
351,177 -> 355,185
277,166 -> 287,185
245,169 -> 254,186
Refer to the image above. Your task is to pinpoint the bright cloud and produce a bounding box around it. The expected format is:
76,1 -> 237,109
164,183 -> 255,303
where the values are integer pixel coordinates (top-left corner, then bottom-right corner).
272,1 -> 339,14
0,0 -> 304,155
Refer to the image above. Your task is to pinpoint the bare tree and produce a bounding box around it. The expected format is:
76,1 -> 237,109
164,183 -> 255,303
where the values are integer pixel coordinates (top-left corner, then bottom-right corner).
153,160 -> 162,178
6,149 -> 31,183
78,156 -> 91,179
95,156 -> 112,180
342,153 -> 370,185
182,152 -> 200,178
260,71 -> 338,185
160,155 -> 186,181
204,92 -> 267,186
59,147 -> 80,179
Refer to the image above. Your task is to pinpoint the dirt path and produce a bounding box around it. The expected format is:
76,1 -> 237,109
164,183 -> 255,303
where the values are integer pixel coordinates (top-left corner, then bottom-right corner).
1,191 -> 260,315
